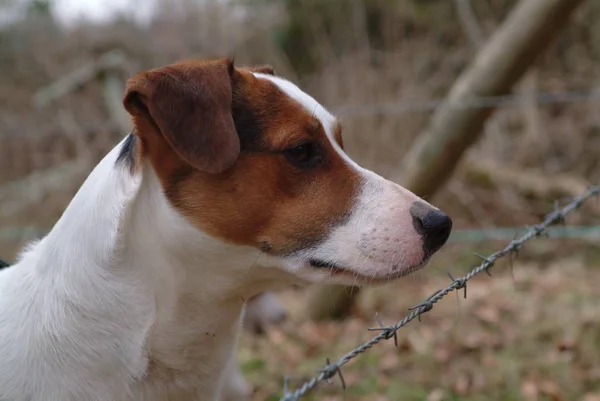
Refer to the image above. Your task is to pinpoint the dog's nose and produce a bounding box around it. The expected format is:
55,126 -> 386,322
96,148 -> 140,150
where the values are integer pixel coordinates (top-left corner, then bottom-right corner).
411,204 -> 452,256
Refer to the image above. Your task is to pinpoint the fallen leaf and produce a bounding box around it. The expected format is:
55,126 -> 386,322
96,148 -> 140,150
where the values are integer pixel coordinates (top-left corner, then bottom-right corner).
474,306 -> 501,325
454,374 -> 470,395
427,388 -> 445,401
521,380 -> 539,400
540,380 -> 561,401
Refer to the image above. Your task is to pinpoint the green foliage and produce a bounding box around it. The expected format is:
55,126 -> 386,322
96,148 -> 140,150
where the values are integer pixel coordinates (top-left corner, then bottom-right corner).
26,0 -> 52,17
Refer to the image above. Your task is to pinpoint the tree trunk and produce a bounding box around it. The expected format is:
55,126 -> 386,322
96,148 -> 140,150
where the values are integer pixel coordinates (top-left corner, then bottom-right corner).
306,0 -> 586,321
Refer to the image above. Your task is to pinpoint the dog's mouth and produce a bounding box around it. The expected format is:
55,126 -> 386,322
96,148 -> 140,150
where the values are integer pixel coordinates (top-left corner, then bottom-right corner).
309,259 -> 338,269
308,257 -> 428,283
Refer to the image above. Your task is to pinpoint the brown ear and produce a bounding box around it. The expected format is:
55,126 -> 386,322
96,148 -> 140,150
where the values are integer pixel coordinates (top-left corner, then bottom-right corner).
123,59 -> 240,174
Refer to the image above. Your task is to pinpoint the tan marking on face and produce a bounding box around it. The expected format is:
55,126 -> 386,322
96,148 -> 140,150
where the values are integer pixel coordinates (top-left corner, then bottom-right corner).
124,60 -> 360,256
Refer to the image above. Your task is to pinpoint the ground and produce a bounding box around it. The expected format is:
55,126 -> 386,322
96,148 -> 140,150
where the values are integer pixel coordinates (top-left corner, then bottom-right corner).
239,241 -> 600,401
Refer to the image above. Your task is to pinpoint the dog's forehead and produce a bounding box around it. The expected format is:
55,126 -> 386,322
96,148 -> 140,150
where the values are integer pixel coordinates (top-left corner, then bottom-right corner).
250,72 -> 338,141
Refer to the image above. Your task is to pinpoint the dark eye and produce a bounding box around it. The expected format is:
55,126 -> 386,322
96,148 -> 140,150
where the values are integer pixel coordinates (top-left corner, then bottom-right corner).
283,142 -> 321,168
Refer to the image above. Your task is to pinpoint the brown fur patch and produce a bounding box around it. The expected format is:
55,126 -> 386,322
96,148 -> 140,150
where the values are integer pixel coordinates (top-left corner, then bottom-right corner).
125,60 -> 360,256
123,59 -> 239,174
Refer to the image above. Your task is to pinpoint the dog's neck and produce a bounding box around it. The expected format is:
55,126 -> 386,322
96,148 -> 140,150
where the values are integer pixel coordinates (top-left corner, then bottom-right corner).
29,139 -> 295,399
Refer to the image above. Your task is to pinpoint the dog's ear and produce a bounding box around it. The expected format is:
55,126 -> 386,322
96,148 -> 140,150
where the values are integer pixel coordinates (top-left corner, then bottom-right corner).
123,59 -> 240,174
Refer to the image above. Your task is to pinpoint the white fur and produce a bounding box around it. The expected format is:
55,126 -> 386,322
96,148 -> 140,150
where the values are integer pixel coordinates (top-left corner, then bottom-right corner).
255,73 -> 432,284
0,140 -> 295,401
0,76 -> 436,401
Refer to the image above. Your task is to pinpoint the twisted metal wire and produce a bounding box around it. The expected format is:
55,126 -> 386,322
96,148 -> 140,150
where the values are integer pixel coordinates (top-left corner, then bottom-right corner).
280,185 -> 600,401
333,87 -> 600,117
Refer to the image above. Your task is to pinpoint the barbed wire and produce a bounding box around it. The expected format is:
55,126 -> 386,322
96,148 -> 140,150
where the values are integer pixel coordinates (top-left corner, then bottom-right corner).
279,184 -> 600,401
333,87 -> 600,117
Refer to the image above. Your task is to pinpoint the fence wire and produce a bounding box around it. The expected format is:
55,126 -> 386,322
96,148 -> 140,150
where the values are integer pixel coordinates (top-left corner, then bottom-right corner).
333,87 -> 600,117
279,184 -> 600,401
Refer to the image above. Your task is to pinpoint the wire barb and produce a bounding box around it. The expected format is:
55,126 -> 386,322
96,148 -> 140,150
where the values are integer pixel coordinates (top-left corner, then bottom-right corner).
553,200 -> 566,226
533,224 -> 550,238
448,271 -> 467,299
367,313 -> 399,347
473,253 -> 494,276
279,185 -> 600,401
317,358 -> 346,390
409,289 -> 442,321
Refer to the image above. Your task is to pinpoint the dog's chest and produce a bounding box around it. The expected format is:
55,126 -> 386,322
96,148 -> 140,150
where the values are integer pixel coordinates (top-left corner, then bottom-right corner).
131,303 -> 243,401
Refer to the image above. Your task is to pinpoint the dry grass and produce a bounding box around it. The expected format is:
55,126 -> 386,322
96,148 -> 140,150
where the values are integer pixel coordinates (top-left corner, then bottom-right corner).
2,1 -> 599,232
241,242 -> 600,400
1,1 -> 600,400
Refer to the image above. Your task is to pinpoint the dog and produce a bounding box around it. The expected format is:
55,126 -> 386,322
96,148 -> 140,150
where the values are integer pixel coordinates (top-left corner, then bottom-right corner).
0,58 -> 452,401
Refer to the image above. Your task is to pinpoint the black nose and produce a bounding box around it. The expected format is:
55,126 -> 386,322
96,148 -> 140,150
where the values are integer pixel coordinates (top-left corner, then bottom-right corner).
412,207 -> 453,256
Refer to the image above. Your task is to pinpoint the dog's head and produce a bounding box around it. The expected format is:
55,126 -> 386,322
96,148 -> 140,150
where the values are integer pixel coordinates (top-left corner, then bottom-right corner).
122,58 -> 451,286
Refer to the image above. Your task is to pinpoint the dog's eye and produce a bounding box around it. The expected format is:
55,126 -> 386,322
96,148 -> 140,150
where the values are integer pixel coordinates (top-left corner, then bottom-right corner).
283,142 -> 321,168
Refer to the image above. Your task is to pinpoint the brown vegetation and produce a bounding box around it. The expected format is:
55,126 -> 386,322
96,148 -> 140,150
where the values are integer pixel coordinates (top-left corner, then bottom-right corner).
1,0 -> 599,399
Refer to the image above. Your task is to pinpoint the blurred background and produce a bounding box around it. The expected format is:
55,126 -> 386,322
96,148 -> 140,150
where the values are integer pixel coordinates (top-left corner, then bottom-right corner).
1,0 -> 600,400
